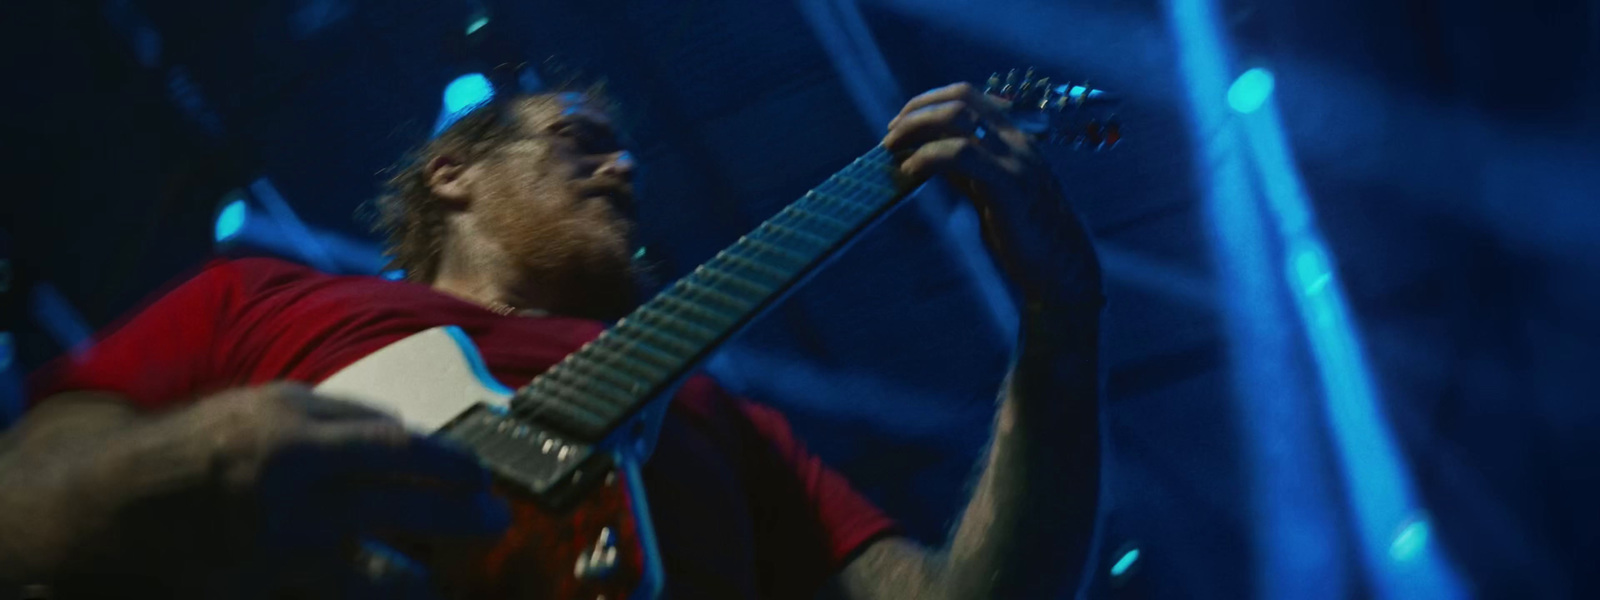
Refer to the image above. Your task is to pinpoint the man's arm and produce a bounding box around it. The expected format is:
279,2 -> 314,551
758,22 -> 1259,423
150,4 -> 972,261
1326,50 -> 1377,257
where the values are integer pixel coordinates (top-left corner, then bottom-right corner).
0,391 -> 219,581
824,80 -> 1107,599
0,384 -> 506,587
822,302 -> 1103,600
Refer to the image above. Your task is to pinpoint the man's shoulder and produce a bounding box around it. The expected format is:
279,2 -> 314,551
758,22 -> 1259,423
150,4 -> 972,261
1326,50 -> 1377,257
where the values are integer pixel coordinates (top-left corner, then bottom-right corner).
189,256 -> 378,295
207,255 -> 328,280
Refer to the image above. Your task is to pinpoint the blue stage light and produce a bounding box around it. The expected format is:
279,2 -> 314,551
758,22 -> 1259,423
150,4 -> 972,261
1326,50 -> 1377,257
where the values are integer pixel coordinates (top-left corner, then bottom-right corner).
1228,68 -> 1275,114
466,16 -> 489,36
443,73 -> 494,116
1110,547 -> 1141,577
1390,518 -> 1430,562
215,199 -> 247,242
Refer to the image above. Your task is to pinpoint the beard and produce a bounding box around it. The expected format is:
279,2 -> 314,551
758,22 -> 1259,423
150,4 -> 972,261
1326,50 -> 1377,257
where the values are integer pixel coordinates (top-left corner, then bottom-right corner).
477,180 -> 641,322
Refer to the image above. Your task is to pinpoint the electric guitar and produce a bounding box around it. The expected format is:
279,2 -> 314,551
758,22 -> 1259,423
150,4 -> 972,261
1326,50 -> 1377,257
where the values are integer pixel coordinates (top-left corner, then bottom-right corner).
314,69 -> 1118,599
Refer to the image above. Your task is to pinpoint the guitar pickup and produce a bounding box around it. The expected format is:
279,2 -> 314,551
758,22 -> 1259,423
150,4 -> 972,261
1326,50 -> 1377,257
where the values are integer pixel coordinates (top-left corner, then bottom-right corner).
437,403 -> 609,508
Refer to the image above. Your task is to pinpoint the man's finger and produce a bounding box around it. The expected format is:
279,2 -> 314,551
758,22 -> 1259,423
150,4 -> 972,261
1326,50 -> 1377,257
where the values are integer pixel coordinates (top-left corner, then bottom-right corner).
888,82 -> 1014,132
896,137 -> 1009,186
883,100 -> 980,153
300,419 -> 411,448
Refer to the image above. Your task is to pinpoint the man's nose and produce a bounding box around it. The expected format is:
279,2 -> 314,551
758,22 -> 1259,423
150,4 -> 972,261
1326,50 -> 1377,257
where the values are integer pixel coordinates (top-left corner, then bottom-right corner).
596,150 -> 635,180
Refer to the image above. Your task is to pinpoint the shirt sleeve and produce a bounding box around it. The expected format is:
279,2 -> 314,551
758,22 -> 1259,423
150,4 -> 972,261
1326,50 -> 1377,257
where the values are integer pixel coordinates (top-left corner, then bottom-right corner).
26,260 -> 242,411
704,378 -> 899,597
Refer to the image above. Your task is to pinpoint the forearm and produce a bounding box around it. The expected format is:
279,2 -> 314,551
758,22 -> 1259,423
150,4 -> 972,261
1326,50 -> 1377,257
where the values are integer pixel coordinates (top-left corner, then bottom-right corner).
941,301 -> 1103,598
0,392 -> 219,580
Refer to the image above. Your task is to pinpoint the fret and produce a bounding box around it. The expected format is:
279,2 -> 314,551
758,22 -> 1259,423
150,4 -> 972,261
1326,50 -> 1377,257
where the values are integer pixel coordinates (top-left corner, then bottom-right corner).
775,202 -> 843,227
583,350 -> 661,387
571,339 -> 660,382
618,318 -> 701,356
637,303 -> 722,340
861,146 -> 894,168
520,378 -> 613,426
760,222 -> 833,250
785,205 -> 855,234
836,174 -> 897,199
802,190 -> 870,220
769,206 -> 843,240
518,394 -> 609,433
693,265 -> 772,299
560,357 -> 649,397
751,223 -> 821,255
679,278 -> 755,313
738,236 -> 810,268
840,167 -> 896,197
650,292 -> 737,330
711,250 -> 792,284
589,335 -> 676,375
540,367 -> 634,408
601,330 -> 683,369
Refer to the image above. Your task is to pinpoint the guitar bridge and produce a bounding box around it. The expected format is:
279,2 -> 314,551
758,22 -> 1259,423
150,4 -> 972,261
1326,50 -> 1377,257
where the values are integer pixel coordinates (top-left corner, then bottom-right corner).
437,403 -> 608,508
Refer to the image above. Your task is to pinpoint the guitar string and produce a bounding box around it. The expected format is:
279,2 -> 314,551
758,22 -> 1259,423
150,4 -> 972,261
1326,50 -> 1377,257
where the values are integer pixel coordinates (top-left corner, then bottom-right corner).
509,146 -> 901,434
510,147 -> 898,429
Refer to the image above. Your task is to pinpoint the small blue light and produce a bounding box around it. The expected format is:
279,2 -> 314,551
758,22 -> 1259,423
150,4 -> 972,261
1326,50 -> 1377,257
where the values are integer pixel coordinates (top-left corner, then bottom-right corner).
381,269 -> 406,281
465,16 -> 490,36
1228,68 -> 1275,114
215,199 -> 247,242
1389,519 -> 1430,562
1110,548 -> 1141,577
443,73 -> 494,116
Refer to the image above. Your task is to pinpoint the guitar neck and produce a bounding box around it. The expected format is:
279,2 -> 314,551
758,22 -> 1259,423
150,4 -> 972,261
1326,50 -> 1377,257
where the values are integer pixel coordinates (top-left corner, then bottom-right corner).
508,146 -> 910,440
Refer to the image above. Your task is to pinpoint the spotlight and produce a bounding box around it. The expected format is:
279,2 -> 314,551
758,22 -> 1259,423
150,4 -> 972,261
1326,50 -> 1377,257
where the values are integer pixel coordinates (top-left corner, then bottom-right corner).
1110,547 -> 1141,578
215,196 -> 248,242
1228,67 -> 1275,114
436,73 -> 496,134
1389,517 -> 1431,563
443,73 -> 494,116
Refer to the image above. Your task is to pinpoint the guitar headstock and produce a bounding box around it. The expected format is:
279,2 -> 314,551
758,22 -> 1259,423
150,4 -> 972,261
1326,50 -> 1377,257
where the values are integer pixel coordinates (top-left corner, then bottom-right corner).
983,67 -> 1122,151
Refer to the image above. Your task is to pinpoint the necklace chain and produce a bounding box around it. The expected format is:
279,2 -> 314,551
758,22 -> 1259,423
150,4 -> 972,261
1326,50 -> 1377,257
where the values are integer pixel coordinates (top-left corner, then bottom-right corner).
483,299 -> 547,318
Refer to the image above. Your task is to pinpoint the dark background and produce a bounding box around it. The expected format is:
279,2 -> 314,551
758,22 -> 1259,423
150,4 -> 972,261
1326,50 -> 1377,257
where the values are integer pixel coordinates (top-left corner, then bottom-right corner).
2,0 -> 1597,597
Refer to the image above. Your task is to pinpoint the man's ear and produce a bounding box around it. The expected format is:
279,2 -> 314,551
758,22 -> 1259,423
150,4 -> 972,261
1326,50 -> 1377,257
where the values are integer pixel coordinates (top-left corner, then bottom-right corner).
426,155 -> 472,206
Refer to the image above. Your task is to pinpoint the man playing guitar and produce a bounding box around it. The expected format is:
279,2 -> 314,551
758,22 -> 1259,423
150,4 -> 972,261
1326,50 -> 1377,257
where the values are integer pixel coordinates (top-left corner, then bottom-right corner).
0,80 -> 1105,599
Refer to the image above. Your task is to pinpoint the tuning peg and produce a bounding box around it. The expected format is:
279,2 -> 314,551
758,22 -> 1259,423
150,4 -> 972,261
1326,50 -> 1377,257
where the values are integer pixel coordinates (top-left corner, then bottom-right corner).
1084,119 -> 1105,147
1032,77 -> 1052,109
1049,82 -> 1072,112
1102,115 -> 1123,150
1002,69 -> 1019,98
984,72 -> 1002,96
1019,67 -> 1036,97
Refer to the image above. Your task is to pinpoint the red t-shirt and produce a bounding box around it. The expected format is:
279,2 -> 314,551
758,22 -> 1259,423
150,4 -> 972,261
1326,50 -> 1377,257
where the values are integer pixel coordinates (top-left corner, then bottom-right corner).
28,257 -> 896,599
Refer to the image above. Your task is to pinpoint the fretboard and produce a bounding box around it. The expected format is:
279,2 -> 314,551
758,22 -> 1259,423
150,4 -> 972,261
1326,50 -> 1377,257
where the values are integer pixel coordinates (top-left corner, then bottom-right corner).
508,145 -> 910,440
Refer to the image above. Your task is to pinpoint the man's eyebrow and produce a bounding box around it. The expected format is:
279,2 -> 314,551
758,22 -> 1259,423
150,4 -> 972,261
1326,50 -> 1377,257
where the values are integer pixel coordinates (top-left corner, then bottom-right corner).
551,114 -> 617,137
553,105 -> 613,127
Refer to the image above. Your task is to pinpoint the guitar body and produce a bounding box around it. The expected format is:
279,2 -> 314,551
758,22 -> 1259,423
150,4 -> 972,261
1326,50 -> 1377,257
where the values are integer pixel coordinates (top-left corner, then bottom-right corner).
314,326 -> 665,599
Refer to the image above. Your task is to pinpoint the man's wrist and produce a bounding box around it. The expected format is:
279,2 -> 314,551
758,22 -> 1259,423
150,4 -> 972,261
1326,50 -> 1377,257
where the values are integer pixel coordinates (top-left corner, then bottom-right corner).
1016,277 -> 1104,348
